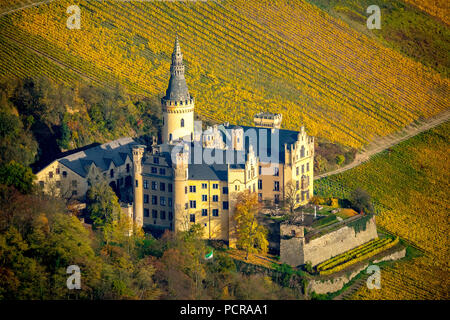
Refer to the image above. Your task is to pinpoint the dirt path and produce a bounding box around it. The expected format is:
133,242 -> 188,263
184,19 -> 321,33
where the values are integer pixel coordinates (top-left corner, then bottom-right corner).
0,0 -> 58,18
315,109 -> 450,180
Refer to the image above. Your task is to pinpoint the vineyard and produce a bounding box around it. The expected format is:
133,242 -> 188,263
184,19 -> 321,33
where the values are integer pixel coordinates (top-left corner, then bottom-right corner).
0,0 -> 448,148
403,0 -> 449,25
315,121 -> 450,299
317,237 -> 399,276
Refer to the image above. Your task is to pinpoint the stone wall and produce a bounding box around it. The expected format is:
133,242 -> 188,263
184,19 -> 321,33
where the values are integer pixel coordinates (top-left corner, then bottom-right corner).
280,217 -> 378,267
303,217 -> 378,266
308,263 -> 369,295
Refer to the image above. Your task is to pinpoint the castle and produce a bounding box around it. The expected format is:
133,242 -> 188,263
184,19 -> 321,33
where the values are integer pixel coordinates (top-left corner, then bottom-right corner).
35,37 -> 315,245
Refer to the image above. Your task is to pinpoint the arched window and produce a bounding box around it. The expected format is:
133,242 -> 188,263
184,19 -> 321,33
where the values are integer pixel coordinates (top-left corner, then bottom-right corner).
181,118 -> 185,127
169,133 -> 173,141
300,146 -> 305,158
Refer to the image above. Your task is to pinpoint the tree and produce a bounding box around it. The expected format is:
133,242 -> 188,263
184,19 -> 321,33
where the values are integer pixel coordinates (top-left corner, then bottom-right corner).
314,154 -> 328,174
350,188 -> 374,215
0,112 -> 38,166
86,179 -> 122,229
233,191 -> 268,260
0,161 -> 35,194
336,154 -> 345,166
283,181 -> 297,215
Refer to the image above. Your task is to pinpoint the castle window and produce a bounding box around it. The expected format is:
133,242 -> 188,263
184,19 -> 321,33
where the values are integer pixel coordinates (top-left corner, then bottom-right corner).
159,168 -> 166,175
160,182 -> 165,191
144,194 -> 149,204
39,181 -> 44,188
151,167 -> 157,174
72,190 -> 77,196
169,134 -> 172,141
49,172 -> 53,178
212,209 -> 219,217
212,195 -> 218,202
296,167 -> 299,176
62,171 -> 67,178
274,194 -> 280,204
274,181 -> 280,191
152,181 -> 157,190
135,180 -> 138,187
302,165 -> 304,174
185,203 -> 188,209
181,119 -> 185,127
273,167 -> 279,176
223,201 -> 229,210
56,168 -> 60,175
259,166 -> 261,175
202,195 -> 207,201
153,157 -> 159,164
296,180 -> 299,190
189,185 -> 196,193
258,180 -> 262,190
143,180 -> 148,189
258,193 -> 262,202
72,180 -> 77,188
190,200 -> 196,208
168,183 -> 173,192
168,198 -> 173,207
300,146 -> 305,158
152,210 -> 157,218
144,209 -> 149,217
202,183 -> 207,189
307,163 -> 310,172
223,187 -> 228,194
168,212 -> 173,221
126,163 -> 130,173
212,183 -> 218,189
152,195 -> 157,205
110,169 -> 114,178
190,214 -> 195,222
160,197 -> 166,206
160,211 -> 166,220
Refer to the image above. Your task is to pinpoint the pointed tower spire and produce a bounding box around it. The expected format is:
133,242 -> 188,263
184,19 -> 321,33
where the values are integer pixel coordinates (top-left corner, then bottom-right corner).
161,35 -> 195,144
164,35 -> 190,101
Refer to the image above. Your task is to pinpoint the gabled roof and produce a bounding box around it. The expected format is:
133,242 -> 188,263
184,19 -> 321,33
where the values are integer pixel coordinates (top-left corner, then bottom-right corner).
57,137 -> 138,178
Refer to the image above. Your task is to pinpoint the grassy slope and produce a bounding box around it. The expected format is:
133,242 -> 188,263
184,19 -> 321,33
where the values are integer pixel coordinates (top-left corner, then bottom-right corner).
0,0 -> 447,149
315,121 -> 449,299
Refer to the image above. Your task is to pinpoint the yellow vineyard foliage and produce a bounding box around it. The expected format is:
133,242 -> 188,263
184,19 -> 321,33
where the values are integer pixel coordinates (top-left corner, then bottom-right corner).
319,122 -> 449,299
0,0 -> 448,148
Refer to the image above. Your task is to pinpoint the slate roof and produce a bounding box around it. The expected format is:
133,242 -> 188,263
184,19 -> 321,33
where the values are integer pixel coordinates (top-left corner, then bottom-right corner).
161,124 -> 301,181
57,137 -> 138,178
220,124 -> 301,163
164,36 -> 191,101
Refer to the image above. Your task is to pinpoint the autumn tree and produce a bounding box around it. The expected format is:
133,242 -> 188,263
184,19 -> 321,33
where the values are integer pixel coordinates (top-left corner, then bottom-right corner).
233,191 -> 268,260
283,181 -> 297,216
86,179 -> 122,229
350,188 -> 374,215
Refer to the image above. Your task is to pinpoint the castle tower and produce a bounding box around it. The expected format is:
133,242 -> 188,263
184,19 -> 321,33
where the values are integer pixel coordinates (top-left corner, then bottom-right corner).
173,146 -> 189,232
132,145 -> 146,228
161,36 -> 195,143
